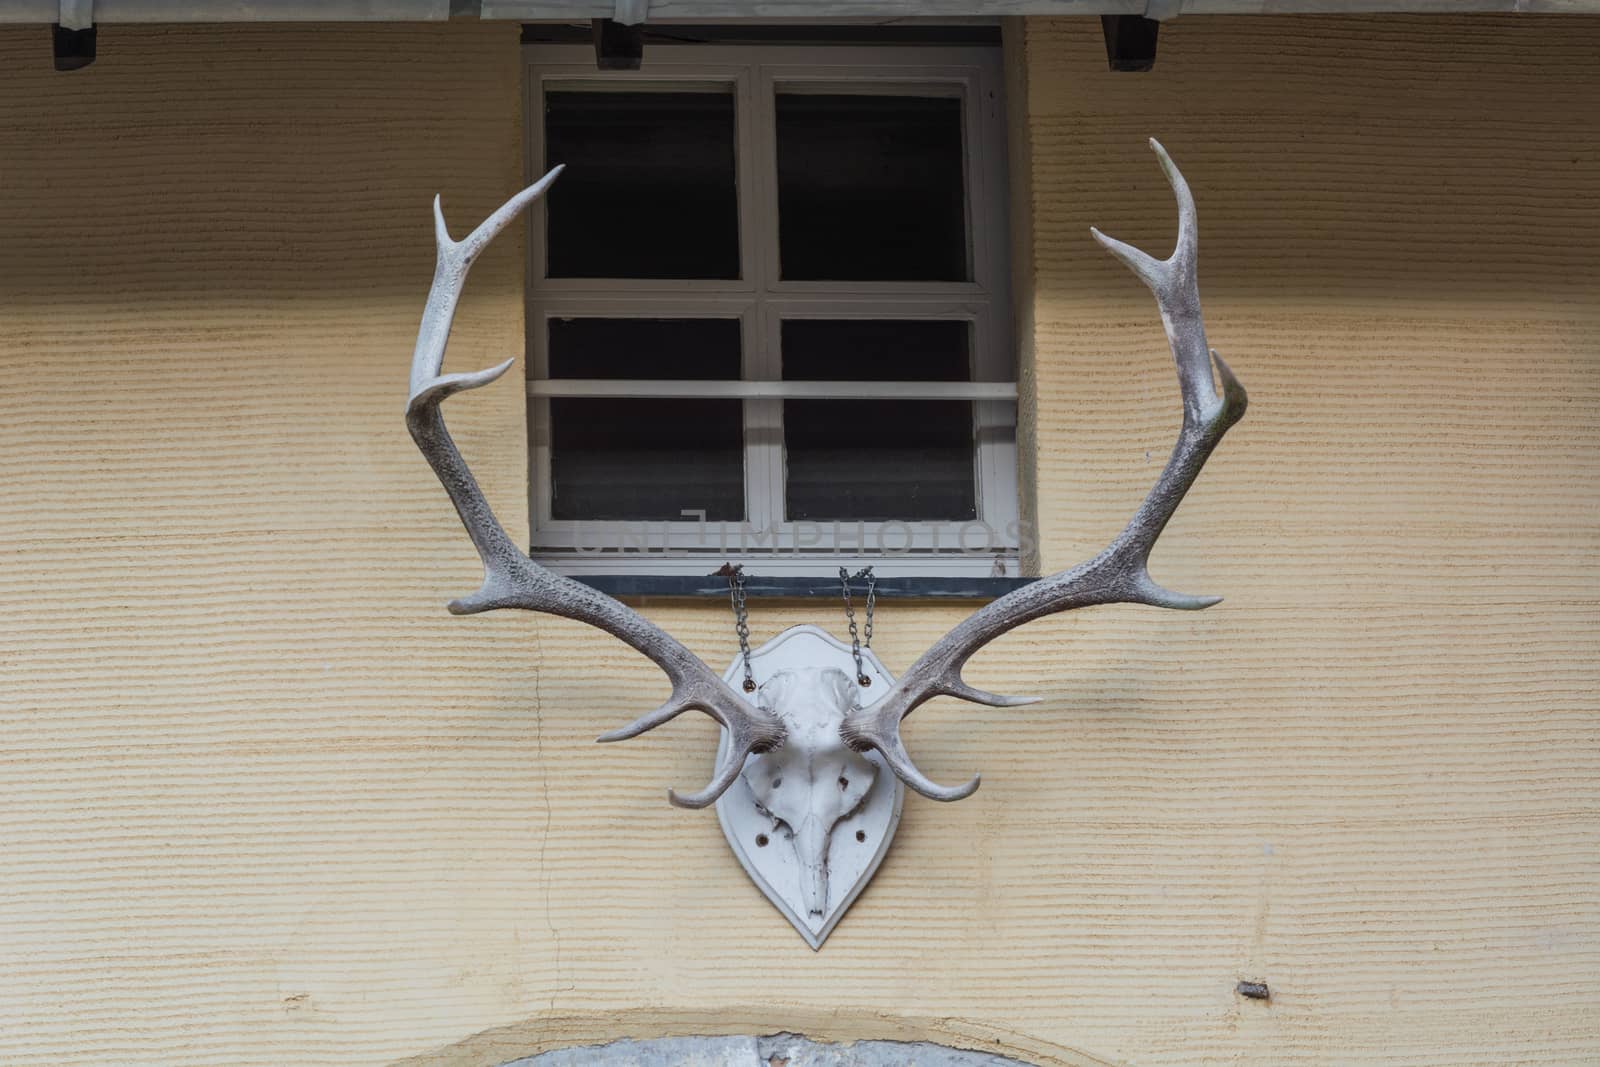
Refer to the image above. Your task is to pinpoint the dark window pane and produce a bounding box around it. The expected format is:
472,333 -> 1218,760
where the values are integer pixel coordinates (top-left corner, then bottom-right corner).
545,91 -> 739,279
548,318 -> 743,521
776,93 -> 967,282
782,320 -> 975,521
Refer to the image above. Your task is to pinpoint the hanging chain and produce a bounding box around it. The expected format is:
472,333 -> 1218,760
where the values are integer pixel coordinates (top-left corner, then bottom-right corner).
839,565 -> 876,687
725,564 -> 756,693
861,566 -> 876,649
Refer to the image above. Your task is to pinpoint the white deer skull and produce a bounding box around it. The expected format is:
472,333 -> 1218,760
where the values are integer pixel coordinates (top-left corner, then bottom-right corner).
743,668 -> 877,920
711,625 -> 904,948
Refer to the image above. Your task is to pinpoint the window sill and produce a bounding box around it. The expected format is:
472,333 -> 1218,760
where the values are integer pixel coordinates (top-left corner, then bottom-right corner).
536,552 -> 1020,579
571,573 -> 1032,602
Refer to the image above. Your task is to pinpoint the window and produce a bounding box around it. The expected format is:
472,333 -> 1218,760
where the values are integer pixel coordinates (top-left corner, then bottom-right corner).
524,43 -> 1016,577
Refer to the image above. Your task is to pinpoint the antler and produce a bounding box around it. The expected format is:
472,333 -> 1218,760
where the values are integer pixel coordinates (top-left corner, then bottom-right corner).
407,167 -> 785,808
840,139 -> 1248,802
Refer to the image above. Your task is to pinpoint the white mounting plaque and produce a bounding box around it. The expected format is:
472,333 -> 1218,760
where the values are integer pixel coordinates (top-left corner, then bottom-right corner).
716,624 -> 905,950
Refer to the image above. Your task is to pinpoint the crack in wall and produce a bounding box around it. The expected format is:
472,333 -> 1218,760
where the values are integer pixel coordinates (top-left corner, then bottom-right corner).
528,620 -> 567,1013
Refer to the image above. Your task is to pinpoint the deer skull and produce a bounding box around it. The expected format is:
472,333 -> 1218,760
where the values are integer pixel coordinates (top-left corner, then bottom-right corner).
712,625 -> 904,949
743,668 -> 877,920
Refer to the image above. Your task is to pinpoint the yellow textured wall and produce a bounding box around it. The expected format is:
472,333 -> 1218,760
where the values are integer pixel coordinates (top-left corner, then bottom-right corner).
1,15 -> 1597,1067
1017,12 -> 1600,1065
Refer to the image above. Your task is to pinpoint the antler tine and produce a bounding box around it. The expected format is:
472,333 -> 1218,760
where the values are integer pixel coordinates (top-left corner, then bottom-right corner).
407,169 -> 785,808
840,139 -> 1248,802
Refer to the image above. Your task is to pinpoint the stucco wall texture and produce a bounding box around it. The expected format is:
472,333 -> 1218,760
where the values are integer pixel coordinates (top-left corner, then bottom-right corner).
0,14 -> 1596,1067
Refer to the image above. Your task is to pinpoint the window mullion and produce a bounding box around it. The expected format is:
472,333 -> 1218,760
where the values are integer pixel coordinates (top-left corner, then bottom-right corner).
741,305 -> 772,536
748,61 -> 786,535
751,61 -> 781,296
748,304 -> 785,536
733,65 -> 761,292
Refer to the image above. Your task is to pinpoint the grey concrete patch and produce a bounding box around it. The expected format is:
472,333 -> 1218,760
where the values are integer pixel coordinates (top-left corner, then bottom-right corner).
758,1032 -> 1032,1065
500,1035 -> 760,1066
499,1033 -> 1034,1066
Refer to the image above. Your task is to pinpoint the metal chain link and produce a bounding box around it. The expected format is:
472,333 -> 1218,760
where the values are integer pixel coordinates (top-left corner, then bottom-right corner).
839,565 -> 876,687
861,566 -> 875,649
726,564 -> 756,693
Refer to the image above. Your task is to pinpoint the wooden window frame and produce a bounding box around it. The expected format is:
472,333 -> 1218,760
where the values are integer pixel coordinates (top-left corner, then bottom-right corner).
522,43 -> 1017,578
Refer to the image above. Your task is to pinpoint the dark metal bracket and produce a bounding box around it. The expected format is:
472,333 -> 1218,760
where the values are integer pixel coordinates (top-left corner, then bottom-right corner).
53,22 -> 95,71
592,17 -> 643,71
1101,14 -> 1160,73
